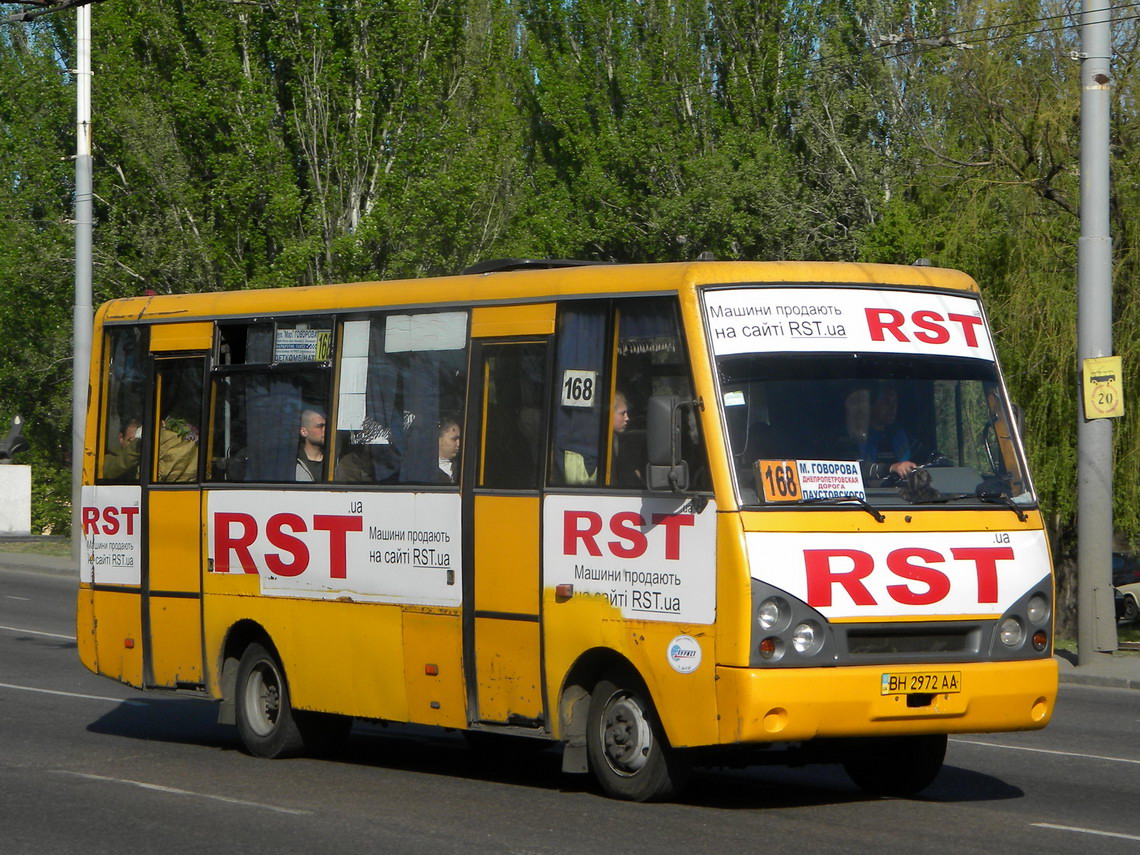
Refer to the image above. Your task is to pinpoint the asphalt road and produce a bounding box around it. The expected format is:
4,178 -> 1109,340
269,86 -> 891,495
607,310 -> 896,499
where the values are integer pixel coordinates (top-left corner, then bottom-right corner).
2,561 -> 1138,854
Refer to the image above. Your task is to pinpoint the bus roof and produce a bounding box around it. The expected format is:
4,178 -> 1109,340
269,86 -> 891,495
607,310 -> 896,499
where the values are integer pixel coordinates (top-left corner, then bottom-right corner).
99,260 -> 980,325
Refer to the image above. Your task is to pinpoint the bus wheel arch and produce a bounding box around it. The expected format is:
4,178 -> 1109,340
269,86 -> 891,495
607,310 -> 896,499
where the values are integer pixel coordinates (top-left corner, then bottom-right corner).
217,619 -> 273,726
558,650 -> 689,801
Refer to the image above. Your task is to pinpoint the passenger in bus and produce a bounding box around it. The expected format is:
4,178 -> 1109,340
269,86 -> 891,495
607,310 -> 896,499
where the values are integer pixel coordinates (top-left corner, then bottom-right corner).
157,416 -> 199,482
103,417 -> 142,480
296,409 -> 326,481
564,391 -> 638,487
435,418 -> 461,483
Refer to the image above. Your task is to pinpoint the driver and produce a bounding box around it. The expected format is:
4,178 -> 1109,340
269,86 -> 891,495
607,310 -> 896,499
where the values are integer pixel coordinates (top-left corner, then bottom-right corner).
863,384 -> 916,478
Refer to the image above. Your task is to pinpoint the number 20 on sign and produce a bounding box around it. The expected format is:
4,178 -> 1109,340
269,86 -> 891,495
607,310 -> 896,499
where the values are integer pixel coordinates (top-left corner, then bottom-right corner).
758,460 -> 801,503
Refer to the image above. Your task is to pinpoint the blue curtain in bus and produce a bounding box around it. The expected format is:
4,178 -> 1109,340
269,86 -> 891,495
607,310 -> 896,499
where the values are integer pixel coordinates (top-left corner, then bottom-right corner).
244,375 -> 300,482
553,306 -> 607,481
618,301 -> 678,358
399,351 -> 442,484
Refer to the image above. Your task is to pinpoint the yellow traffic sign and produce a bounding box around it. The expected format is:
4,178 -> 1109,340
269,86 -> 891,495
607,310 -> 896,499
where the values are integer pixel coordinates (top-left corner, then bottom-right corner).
1082,355 -> 1124,419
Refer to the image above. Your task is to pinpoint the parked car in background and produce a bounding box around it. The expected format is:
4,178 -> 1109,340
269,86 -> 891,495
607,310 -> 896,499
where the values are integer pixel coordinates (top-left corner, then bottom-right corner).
1117,582 -> 1140,623
1111,553 -> 1140,587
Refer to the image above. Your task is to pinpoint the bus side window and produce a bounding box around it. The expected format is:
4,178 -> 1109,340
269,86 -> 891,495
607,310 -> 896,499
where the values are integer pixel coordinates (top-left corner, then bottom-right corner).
609,298 -> 709,491
209,320 -> 333,483
333,312 -> 468,486
549,305 -> 608,487
99,327 -> 147,483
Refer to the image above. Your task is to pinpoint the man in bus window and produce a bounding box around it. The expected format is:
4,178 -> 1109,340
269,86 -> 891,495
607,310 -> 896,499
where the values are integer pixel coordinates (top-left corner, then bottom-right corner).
435,418 -> 461,483
296,409 -> 326,481
864,384 -> 916,479
104,417 -> 142,480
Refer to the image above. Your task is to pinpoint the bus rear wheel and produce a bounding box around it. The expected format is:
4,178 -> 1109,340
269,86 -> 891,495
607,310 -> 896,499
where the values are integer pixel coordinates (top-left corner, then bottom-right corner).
586,671 -> 689,802
235,642 -> 305,759
842,733 -> 947,797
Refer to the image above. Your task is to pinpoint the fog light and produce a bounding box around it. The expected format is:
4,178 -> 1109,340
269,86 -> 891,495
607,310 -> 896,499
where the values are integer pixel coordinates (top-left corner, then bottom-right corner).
1000,617 -> 1024,647
1032,630 -> 1048,651
1026,594 -> 1049,625
791,621 -> 824,656
758,637 -> 783,661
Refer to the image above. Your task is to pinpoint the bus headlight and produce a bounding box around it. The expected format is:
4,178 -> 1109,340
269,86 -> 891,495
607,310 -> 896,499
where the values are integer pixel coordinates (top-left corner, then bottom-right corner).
1026,594 -> 1049,625
999,617 -> 1024,647
791,621 -> 824,656
757,597 -> 789,632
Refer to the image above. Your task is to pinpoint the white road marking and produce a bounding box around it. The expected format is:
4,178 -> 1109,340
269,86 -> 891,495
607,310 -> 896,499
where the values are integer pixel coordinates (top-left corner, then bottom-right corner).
0,623 -> 76,641
952,737 -> 1140,766
54,771 -> 312,815
1032,823 -> 1140,842
0,681 -> 144,705
5,595 -> 31,601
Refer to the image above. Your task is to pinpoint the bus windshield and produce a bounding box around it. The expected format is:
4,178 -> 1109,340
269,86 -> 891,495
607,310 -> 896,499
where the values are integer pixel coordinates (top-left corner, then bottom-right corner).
703,285 -> 1033,511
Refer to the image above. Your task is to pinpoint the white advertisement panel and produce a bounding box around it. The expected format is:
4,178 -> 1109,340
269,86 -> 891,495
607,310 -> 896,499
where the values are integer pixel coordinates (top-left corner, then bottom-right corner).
80,485 -> 143,586
208,490 -> 462,606
544,495 -> 717,624
746,529 -> 1050,620
704,287 -> 994,361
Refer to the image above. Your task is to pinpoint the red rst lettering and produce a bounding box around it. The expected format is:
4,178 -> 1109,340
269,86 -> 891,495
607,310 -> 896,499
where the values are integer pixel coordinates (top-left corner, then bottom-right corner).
951,546 -> 1014,603
885,547 -> 950,605
804,549 -> 876,607
213,512 -> 259,574
564,510 -> 603,557
608,512 -> 648,559
865,308 -> 906,342
100,506 -> 120,536
121,506 -> 139,536
910,310 -> 950,344
651,513 -> 695,560
82,506 -> 99,535
948,313 -> 983,347
265,513 -> 309,577
313,515 -> 363,579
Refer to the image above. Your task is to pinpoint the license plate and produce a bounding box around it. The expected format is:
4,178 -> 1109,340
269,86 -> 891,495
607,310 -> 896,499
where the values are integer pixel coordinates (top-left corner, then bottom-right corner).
880,671 -> 962,695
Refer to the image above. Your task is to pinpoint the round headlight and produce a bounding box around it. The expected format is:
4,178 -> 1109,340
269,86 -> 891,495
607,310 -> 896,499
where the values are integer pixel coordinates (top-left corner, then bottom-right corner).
758,636 -> 784,661
1026,594 -> 1049,625
757,597 -> 786,631
1000,617 -> 1024,647
791,621 -> 824,656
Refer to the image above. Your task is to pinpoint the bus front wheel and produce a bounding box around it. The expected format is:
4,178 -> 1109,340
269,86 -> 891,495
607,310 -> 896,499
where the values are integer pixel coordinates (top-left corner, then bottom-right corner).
842,733 -> 947,797
235,642 -> 305,759
586,671 -> 689,802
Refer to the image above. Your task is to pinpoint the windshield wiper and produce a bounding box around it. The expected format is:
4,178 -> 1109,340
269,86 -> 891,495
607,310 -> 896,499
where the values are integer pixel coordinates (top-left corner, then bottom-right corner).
918,490 -> 1029,522
800,494 -> 885,523
976,490 -> 1028,522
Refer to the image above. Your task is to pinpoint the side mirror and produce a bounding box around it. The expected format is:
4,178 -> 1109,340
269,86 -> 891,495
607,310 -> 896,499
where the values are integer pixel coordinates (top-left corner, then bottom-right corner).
646,395 -> 689,492
0,415 -> 29,463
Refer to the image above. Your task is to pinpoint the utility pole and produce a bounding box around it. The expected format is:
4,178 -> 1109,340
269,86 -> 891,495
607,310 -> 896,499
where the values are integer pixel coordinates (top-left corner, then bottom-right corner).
1076,0 -> 1119,663
71,2 -> 93,561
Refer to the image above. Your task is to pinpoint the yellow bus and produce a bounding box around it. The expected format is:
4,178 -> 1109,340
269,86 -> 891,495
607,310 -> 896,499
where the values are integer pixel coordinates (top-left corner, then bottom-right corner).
78,259 -> 1057,801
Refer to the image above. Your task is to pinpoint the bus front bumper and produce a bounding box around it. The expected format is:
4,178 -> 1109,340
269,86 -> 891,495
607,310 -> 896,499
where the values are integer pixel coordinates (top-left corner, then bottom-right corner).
715,658 -> 1057,745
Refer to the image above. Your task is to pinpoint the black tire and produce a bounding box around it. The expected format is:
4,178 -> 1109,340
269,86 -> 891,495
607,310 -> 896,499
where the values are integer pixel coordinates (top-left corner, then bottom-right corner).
842,734 -> 947,797
235,642 -> 305,759
586,670 -> 689,802
1124,595 -> 1139,623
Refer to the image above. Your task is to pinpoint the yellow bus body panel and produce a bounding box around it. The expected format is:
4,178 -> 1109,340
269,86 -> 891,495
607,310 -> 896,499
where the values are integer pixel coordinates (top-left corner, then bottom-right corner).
401,611 -> 467,728
716,658 -> 1056,744
84,589 -> 145,687
148,597 -> 203,686
474,618 -> 543,722
202,596 -> 410,719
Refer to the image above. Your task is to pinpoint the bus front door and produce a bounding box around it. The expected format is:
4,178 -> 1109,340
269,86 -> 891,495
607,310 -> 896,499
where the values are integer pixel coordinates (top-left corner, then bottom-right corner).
464,335 -> 550,728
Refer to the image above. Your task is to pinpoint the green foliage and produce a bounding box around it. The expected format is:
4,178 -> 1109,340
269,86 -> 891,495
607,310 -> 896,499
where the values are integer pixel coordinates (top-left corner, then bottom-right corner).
1,0 -> 1138,555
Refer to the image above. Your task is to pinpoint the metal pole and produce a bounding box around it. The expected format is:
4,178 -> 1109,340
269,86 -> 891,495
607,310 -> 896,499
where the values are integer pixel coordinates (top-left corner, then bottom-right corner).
71,3 -> 93,561
1076,0 -> 1117,662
